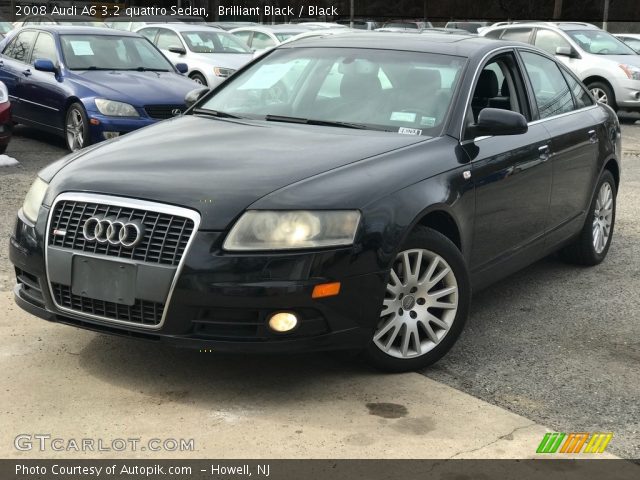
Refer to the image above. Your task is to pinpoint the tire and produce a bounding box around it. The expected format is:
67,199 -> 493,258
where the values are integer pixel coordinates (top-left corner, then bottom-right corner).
190,72 -> 208,86
363,227 -> 471,372
587,81 -> 617,111
65,102 -> 90,152
560,170 -> 617,266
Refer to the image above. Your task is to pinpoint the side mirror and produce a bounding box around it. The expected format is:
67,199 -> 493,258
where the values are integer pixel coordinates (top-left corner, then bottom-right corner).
185,87 -> 209,108
470,108 -> 528,137
34,58 -> 57,73
175,63 -> 188,74
168,46 -> 187,55
555,46 -> 578,58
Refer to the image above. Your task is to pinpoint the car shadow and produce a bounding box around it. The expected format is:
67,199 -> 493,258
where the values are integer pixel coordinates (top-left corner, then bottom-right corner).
13,125 -> 67,149
78,333 -> 376,407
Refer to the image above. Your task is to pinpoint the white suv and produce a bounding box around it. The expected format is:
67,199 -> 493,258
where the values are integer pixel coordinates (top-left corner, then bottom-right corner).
481,22 -> 640,112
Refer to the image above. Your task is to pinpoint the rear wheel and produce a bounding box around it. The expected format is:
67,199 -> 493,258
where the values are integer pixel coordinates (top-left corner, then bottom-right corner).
65,103 -> 90,152
587,81 -> 617,111
190,72 -> 208,86
560,170 -> 616,265
363,227 -> 471,372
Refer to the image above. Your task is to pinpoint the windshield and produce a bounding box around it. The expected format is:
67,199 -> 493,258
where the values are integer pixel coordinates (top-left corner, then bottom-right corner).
180,31 -> 251,53
567,30 -> 636,55
60,34 -> 175,71
0,21 -> 13,33
198,47 -> 465,136
67,21 -> 104,27
275,32 -> 305,41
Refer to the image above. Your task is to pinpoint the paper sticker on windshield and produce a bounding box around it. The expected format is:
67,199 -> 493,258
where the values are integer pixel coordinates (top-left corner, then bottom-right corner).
237,63 -> 293,90
390,112 -> 416,122
420,116 -> 436,127
69,41 -> 94,56
398,127 -> 422,136
186,33 -> 204,44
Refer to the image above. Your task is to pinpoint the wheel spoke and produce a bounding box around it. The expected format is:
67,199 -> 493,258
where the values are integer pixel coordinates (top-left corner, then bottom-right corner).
428,265 -> 450,288
381,299 -> 396,317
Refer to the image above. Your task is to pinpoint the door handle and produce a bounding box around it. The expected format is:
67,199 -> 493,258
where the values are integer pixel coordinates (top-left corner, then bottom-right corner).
588,129 -> 598,143
22,69 -> 32,77
538,144 -> 551,161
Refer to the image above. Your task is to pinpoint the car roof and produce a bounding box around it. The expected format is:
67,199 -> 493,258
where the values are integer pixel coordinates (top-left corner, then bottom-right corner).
232,25 -> 311,32
490,21 -> 599,31
278,31 -> 510,56
138,23 -> 224,32
24,25 -> 137,36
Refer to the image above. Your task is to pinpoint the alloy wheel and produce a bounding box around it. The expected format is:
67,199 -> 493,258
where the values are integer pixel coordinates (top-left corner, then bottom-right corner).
591,87 -> 608,105
593,181 -> 613,254
66,109 -> 85,151
374,248 -> 458,359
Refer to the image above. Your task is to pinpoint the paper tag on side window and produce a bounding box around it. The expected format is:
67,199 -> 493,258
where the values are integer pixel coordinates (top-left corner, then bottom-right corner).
398,127 -> 422,136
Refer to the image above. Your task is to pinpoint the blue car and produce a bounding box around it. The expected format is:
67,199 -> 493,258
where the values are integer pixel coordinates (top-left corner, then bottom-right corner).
0,26 -> 199,151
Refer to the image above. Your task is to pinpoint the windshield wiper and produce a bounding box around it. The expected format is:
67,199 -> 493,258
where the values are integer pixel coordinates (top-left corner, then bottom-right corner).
264,114 -> 374,130
193,108 -> 244,119
120,67 -> 170,72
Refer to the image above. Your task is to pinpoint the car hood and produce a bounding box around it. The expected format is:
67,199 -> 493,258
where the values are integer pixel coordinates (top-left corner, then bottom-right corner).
47,115 -> 426,230
68,70 -> 197,106
188,52 -> 253,70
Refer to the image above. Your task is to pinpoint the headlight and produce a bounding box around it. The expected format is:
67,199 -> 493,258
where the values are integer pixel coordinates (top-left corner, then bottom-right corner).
22,177 -> 49,223
94,99 -> 139,117
214,67 -> 235,78
619,64 -> 640,80
223,210 -> 361,251
0,82 -> 8,103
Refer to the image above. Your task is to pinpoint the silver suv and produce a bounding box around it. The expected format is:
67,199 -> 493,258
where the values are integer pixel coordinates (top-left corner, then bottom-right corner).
481,22 -> 640,112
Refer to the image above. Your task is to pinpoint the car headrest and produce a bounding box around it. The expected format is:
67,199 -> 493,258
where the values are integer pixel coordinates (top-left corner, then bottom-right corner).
340,70 -> 382,101
475,69 -> 499,98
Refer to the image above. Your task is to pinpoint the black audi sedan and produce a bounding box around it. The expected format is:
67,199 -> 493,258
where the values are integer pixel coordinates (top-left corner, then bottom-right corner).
10,33 -> 621,372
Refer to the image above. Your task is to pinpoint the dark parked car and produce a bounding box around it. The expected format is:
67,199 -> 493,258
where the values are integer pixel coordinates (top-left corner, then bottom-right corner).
0,80 -> 12,153
10,33 -> 621,372
0,26 -> 198,151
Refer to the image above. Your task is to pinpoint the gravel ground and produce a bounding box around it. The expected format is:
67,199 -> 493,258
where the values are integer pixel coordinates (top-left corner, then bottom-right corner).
1,121 -> 639,459
424,121 -> 640,459
0,127 -> 66,291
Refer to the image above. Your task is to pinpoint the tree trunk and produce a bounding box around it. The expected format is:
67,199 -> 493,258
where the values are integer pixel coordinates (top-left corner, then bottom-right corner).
553,0 -> 563,19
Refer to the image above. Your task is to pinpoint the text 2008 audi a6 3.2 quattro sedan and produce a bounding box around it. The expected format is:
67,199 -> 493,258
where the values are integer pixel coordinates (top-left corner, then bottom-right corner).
10,33 -> 621,371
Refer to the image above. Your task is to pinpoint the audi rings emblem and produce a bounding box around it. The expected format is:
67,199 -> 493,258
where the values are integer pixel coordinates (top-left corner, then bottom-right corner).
82,215 -> 145,248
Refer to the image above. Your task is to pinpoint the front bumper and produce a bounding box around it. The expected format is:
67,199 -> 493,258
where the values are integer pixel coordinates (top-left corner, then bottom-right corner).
86,113 -> 157,144
613,77 -> 640,110
10,207 -> 385,353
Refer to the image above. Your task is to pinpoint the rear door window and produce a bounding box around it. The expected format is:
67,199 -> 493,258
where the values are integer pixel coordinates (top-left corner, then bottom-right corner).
3,30 -> 37,63
501,28 -> 533,43
520,51 -> 574,119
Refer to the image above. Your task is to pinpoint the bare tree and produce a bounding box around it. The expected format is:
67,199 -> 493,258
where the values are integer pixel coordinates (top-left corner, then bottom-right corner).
553,0 -> 563,19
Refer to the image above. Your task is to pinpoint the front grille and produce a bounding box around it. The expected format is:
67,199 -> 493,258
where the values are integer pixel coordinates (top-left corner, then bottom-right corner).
52,283 -> 164,326
49,200 -> 194,266
144,104 -> 184,119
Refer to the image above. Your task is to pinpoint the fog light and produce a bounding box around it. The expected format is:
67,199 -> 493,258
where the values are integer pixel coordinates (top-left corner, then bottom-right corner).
268,312 -> 298,333
102,131 -> 120,140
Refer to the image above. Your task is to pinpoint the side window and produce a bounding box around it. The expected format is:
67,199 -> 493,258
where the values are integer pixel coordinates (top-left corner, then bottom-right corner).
156,29 -> 182,50
483,28 -> 504,39
470,54 -> 525,123
3,31 -> 37,63
534,29 -> 571,55
520,51 -> 574,119
138,28 -> 158,43
560,68 -> 594,109
251,32 -> 276,50
232,30 -> 252,47
30,33 -> 57,64
501,28 -> 533,43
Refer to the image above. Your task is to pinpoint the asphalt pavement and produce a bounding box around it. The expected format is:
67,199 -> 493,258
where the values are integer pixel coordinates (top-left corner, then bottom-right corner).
0,121 -> 638,459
